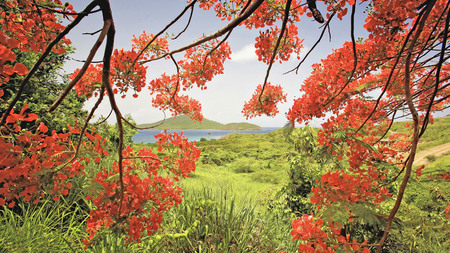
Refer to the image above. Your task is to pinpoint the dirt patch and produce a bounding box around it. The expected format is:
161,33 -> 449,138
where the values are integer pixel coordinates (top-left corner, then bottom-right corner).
413,142 -> 450,166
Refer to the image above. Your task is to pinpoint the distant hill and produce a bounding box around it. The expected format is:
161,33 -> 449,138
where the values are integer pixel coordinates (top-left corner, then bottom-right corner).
137,115 -> 262,130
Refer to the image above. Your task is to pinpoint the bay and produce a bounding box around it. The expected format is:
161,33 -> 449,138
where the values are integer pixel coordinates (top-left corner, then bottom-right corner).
133,127 -> 280,144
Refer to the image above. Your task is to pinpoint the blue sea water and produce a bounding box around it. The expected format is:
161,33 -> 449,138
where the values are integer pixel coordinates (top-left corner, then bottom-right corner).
133,127 -> 279,144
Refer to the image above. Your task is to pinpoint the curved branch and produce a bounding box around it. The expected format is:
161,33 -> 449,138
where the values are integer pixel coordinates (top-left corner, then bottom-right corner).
171,3 -> 195,40
419,5 -> 449,137
96,0 -> 124,217
356,4 -> 428,134
94,109 -> 113,126
169,54 -> 184,113
374,110 -> 397,145
121,112 -> 167,130
57,86 -> 105,171
49,17 -> 111,112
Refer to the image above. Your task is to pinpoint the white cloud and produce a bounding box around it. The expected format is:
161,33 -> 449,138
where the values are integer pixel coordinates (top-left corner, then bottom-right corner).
231,44 -> 257,62
231,44 -> 310,64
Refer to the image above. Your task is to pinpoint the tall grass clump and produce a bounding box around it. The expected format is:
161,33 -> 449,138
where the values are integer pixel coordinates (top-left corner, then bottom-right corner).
144,187 -> 298,252
0,190 -> 88,252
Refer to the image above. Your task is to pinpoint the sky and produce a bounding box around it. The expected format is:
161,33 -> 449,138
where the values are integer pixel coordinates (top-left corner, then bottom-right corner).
64,0 -> 371,127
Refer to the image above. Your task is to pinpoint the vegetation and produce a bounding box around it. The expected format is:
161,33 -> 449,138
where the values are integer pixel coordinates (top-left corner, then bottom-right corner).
137,115 -> 262,130
2,123 -> 448,252
1,0 -> 449,252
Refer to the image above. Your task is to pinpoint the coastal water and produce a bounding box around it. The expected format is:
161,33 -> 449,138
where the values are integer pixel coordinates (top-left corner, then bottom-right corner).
133,127 -> 280,144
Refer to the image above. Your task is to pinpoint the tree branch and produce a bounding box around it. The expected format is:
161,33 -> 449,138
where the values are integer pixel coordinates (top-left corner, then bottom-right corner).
259,0 -> 292,106
140,0 -> 265,64
376,1 -> 436,251
49,16 -> 111,112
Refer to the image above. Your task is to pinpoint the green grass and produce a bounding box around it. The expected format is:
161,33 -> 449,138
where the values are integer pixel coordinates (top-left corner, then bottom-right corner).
187,129 -> 291,206
145,188 -> 298,252
178,165 -> 285,208
0,194 -> 88,252
2,119 -> 448,252
391,153 -> 450,252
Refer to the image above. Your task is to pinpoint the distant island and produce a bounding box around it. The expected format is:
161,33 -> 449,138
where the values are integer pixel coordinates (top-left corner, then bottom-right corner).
137,115 -> 262,130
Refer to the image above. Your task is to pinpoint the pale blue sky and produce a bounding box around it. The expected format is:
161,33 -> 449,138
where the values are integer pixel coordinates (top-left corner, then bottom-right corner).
65,0 -> 371,127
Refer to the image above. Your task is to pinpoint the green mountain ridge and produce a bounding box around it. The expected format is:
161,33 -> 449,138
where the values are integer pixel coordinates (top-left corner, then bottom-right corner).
137,115 -> 262,130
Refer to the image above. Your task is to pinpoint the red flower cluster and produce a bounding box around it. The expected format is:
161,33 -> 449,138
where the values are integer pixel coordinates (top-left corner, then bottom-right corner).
242,83 -> 286,119
0,104 -> 103,207
291,213 -> 370,252
84,130 -> 200,244
178,39 -> 231,90
0,0 -> 72,85
111,49 -> 148,98
72,49 -> 147,99
291,213 -> 333,252
255,24 -> 304,64
146,38 -> 231,121
131,31 -> 169,60
311,169 -> 392,210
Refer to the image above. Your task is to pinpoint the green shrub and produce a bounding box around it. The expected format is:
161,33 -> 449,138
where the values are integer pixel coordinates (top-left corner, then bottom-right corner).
426,155 -> 437,162
250,170 -> 281,184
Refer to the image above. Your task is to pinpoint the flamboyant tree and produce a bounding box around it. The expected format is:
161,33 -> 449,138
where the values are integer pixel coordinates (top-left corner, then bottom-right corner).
1,0 -> 449,251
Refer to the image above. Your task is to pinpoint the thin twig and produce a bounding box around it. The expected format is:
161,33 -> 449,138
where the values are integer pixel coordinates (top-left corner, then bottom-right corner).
258,0 -> 292,106
374,110 -> 397,145
284,13 -> 335,75
123,156 -> 161,161
83,29 -> 102,35
171,3 -> 195,40
320,4 -> 358,109
418,6 -> 449,138
121,112 -> 167,130
140,0 -> 265,65
94,109 -> 113,126
61,87 -> 105,171
133,0 -> 198,65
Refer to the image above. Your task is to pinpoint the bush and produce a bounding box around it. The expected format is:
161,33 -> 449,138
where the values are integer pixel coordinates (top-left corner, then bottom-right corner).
232,157 -> 260,173
426,155 -> 437,162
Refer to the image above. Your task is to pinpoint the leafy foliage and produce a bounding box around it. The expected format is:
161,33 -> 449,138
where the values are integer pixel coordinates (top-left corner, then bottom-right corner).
1,0 -> 449,251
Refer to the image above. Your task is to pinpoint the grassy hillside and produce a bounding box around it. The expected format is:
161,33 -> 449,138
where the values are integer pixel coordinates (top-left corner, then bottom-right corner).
184,129 -> 291,199
389,115 -> 450,151
137,115 -> 262,130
